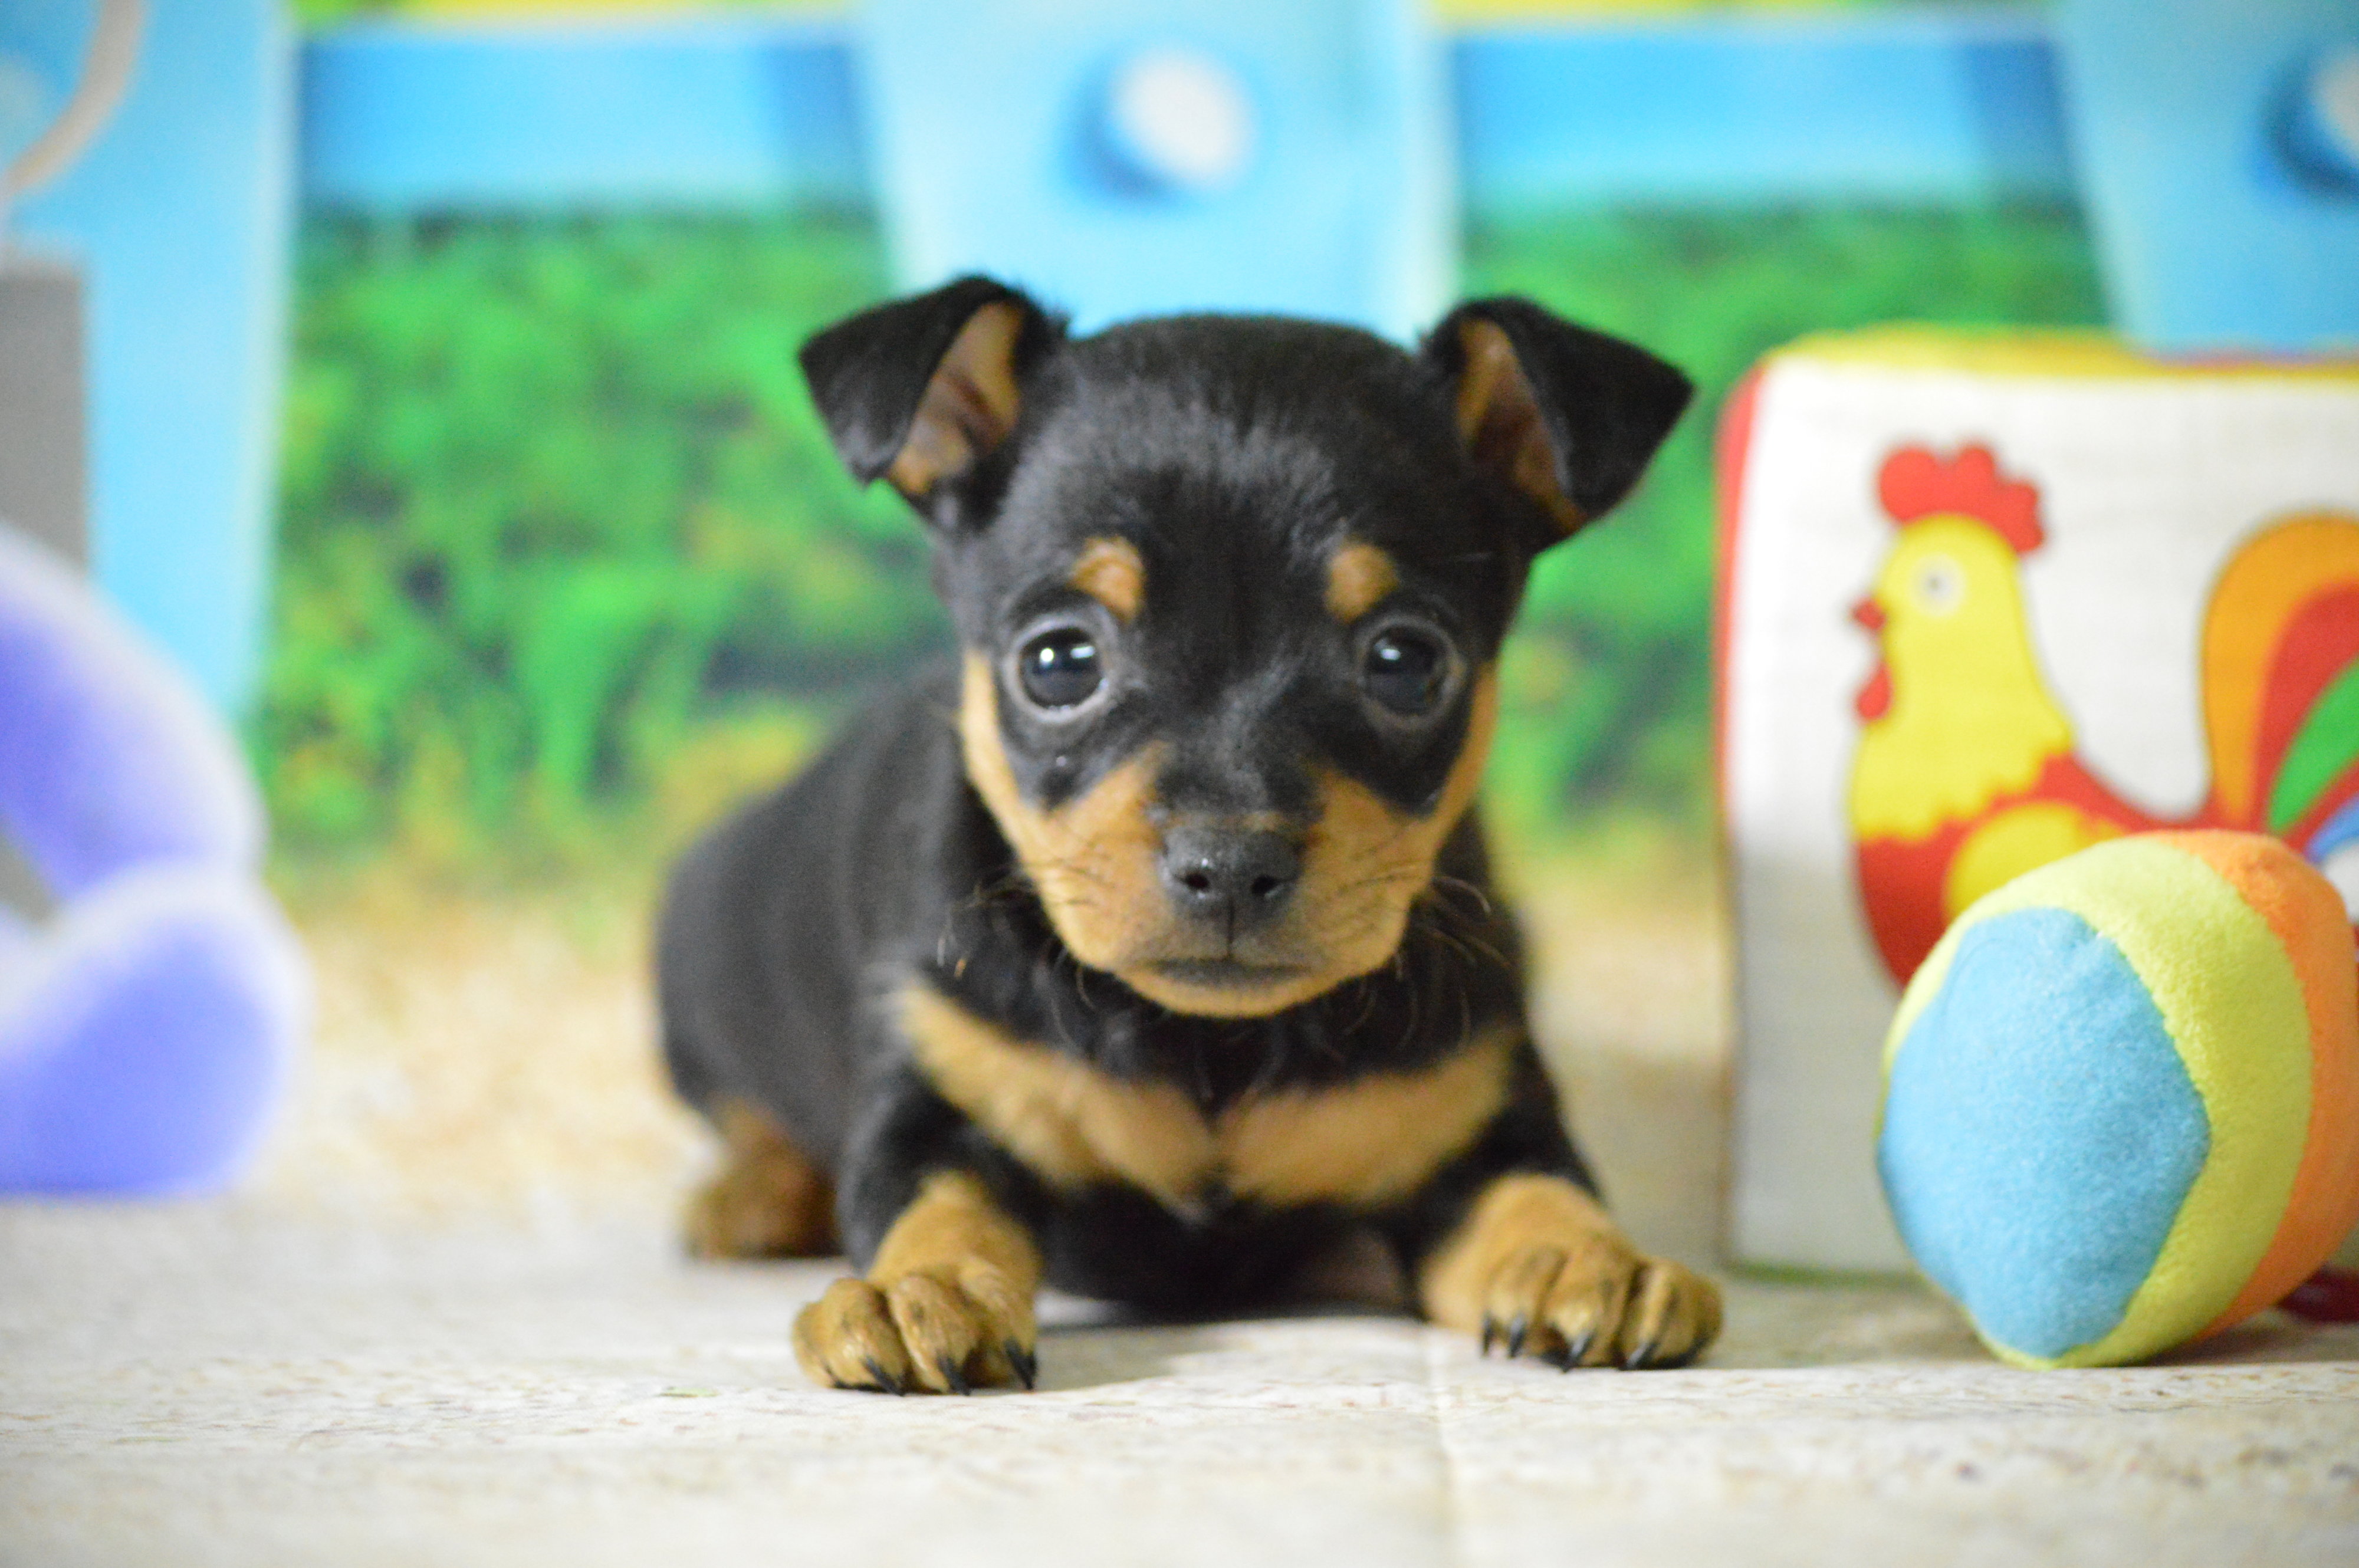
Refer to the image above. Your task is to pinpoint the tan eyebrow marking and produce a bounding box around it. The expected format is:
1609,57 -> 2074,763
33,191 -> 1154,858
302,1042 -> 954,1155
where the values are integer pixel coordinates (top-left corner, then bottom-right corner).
1068,536 -> 1146,622
1325,541 -> 1401,623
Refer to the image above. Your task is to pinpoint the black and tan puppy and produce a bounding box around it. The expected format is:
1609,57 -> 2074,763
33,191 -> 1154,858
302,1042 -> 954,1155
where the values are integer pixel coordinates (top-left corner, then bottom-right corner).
657,275 -> 1720,1393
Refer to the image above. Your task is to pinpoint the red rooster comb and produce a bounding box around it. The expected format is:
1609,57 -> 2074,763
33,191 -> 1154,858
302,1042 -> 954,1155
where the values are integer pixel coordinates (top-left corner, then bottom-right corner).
1877,443 -> 2045,554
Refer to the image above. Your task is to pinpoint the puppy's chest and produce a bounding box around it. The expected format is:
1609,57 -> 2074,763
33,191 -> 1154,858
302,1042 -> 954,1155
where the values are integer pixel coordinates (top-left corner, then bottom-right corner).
900,986 -> 1512,1217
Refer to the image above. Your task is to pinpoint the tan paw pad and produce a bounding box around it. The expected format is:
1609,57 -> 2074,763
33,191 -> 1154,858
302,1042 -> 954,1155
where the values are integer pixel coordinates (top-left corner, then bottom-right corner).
1424,1173 -> 1724,1371
792,1268 -> 1036,1395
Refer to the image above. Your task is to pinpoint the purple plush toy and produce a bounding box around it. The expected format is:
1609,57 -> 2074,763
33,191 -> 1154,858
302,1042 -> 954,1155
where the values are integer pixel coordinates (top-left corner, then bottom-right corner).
0,520 -> 307,1192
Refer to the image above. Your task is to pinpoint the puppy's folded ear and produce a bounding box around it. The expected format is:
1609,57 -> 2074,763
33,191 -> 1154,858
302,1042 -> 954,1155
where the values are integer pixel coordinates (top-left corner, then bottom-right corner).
1422,299 -> 1693,544
797,277 -> 1062,522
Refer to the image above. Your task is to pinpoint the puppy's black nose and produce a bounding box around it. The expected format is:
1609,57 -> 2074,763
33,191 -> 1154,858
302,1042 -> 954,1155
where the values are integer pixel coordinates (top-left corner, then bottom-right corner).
1159,826 -> 1301,931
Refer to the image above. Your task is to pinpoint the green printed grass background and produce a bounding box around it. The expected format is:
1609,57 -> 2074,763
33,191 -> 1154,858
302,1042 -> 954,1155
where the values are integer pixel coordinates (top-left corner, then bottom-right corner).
261,203 -> 2104,878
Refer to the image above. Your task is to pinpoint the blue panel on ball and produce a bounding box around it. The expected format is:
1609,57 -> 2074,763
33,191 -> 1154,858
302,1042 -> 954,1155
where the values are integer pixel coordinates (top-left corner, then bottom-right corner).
1879,908 -> 2209,1359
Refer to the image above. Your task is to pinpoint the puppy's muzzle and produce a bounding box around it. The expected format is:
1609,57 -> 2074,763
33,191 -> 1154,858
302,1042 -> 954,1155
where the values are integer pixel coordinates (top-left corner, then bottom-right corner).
1157,824 -> 1301,936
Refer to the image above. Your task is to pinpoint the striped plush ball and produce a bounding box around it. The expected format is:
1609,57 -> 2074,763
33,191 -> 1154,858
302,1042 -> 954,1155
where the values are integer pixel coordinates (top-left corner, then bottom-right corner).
1878,831 -> 2359,1368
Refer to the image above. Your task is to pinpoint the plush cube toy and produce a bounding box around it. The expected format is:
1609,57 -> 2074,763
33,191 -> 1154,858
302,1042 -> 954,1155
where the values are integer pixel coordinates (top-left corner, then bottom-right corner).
1719,328 -> 2359,1273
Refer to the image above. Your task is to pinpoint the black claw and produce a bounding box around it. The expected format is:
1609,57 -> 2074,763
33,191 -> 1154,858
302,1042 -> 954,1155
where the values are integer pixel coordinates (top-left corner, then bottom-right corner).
1543,1343 -> 1575,1372
938,1355 -> 972,1396
1563,1331 -> 1595,1368
1480,1318 -> 1500,1356
1504,1316 -> 1529,1359
861,1356 -> 906,1396
1624,1336 -> 1662,1371
1006,1341 -> 1039,1391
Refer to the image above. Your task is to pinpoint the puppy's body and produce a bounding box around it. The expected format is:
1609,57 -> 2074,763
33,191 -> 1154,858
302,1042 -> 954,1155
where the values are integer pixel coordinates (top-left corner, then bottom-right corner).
663,660 -> 1576,1312
659,285 -> 1719,1391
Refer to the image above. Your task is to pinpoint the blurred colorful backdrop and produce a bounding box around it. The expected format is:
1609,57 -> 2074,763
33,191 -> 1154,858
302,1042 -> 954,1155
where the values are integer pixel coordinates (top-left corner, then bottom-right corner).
30,0 -> 2279,1219
257,0 -> 2105,882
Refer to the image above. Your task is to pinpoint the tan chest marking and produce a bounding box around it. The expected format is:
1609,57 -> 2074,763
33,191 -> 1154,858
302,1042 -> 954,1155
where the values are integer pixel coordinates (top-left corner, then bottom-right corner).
902,985 -> 1211,1210
901,985 -> 1515,1212
1217,1035 -> 1516,1207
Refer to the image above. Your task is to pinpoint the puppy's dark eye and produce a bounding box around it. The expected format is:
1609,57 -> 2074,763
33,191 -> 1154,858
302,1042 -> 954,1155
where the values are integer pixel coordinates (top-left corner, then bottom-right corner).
1016,627 -> 1104,711
1362,626 -> 1447,716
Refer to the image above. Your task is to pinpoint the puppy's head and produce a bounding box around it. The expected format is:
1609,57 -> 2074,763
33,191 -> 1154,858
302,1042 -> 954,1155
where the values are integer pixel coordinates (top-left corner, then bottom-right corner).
800,278 -> 1690,1018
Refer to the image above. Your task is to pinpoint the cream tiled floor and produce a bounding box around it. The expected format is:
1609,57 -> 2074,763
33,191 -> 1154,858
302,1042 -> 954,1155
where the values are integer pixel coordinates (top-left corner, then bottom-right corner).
4,1204 -> 2356,1568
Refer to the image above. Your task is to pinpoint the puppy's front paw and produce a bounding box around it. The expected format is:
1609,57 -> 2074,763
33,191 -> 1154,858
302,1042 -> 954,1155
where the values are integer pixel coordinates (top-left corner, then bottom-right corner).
792,1266 -> 1038,1395
1476,1242 -> 1720,1370
1421,1172 -> 1722,1371
794,1171 -> 1043,1393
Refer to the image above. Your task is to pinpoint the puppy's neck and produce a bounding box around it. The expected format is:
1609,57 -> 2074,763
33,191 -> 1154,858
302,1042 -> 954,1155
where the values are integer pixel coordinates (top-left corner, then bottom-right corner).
920,795 -> 1523,1112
